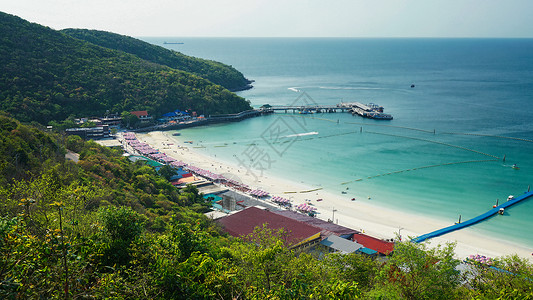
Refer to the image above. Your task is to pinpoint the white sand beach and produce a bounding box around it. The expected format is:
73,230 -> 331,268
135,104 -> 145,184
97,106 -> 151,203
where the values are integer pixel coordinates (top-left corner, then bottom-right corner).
136,130 -> 533,261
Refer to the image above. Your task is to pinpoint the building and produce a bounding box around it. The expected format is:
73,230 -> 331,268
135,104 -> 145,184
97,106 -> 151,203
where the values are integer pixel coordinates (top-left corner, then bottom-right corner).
273,210 -> 359,239
160,109 -> 191,123
216,206 -> 322,249
65,125 -> 109,140
320,234 -> 364,254
130,110 -> 152,122
352,233 -> 394,256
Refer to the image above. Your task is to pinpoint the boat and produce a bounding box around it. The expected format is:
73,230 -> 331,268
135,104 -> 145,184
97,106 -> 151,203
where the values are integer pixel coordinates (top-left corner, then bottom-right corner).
348,102 -> 393,120
507,195 -> 515,201
371,113 -> 393,120
498,208 -> 505,215
172,132 -> 181,136
512,164 -> 520,170
299,109 -> 313,114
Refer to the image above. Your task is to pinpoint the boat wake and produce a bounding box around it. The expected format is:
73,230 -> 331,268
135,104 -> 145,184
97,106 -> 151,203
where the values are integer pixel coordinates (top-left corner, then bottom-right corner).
285,131 -> 319,138
288,87 -> 300,92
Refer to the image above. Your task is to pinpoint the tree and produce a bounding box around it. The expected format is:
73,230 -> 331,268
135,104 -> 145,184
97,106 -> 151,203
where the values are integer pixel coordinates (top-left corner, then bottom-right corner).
374,241 -> 462,299
97,206 -> 147,266
466,254 -> 533,299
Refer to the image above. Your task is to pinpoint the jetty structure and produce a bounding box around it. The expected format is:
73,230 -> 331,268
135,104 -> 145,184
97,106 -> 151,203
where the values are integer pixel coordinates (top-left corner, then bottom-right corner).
262,102 -> 393,120
411,191 -> 533,243
135,102 -> 391,133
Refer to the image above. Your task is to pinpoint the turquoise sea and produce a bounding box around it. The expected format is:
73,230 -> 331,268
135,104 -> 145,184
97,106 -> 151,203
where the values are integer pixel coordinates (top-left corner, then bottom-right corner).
143,37 -> 533,249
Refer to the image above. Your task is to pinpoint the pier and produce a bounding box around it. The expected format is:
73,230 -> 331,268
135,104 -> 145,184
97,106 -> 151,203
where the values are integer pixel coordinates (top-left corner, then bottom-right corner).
264,105 -> 350,114
263,102 -> 393,119
411,191 -> 533,243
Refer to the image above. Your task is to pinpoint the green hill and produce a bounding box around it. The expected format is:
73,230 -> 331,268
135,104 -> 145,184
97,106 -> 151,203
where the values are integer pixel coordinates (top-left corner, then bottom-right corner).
0,12 -> 252,124
61,28 -> 253,92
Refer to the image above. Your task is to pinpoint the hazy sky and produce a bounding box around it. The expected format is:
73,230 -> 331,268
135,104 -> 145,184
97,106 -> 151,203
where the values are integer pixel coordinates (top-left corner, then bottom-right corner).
2,0 -> 533,38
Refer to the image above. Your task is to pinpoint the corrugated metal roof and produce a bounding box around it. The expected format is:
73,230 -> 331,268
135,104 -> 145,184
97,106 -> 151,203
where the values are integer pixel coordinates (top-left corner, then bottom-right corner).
320,235 -> 363,253
273,210 -> 359,238
353,233 -> 394,255
216,206 -> 322,246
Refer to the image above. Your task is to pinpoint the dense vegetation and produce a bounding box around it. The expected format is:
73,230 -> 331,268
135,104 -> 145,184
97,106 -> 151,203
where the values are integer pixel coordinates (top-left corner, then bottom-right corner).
0,12 -> 252,125
1,115 -> 533,299
61,29 -> 253,92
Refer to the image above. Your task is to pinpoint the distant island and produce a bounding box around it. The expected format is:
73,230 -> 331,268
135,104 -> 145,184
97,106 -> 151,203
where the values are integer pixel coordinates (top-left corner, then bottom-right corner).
163,41 -> 184,44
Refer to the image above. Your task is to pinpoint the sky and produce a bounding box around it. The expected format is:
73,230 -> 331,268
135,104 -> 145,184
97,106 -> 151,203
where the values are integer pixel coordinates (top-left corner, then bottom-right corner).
2,0 -> 533,38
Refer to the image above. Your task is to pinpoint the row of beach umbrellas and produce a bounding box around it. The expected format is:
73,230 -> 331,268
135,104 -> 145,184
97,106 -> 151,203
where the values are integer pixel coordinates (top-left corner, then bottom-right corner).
122,132 -> 268,198
123,132 -> 176,163
271,196 -> 290,204
250,189 -> 269,197
467,254 -> 493,266
186,165 -> 225,181
295,203 -> 317,213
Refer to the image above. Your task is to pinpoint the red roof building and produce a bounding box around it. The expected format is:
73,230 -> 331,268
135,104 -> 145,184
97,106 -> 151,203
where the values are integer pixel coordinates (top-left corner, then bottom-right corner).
352,233 -> 394,255
216,206 -> 322,248
273,210 -> 359,239
130,111 -> 152,121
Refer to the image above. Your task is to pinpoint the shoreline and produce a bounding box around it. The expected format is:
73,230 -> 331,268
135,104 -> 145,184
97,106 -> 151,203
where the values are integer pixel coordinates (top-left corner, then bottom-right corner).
136,130 -> 533,261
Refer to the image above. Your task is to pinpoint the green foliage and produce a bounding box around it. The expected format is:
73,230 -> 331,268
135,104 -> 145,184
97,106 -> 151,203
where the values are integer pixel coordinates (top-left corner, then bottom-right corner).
96,206 -> 147,266
0,12 -> 252,124
375,240 -> 463,300
62,28 -> 253,92
0,115 -> 63,185
466,254 -> 533,299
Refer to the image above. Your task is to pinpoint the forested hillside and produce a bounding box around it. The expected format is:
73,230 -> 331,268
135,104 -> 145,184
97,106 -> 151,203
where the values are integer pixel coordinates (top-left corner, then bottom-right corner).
61,28 -> 253,92
0,12 -> 251,124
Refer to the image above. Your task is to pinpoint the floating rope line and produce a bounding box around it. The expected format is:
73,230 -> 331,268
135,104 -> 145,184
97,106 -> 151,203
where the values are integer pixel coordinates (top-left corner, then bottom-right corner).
365,131 -> 501,159
340,159 -> 499,185
441,132 -> 533,143
345,121 -> 435,133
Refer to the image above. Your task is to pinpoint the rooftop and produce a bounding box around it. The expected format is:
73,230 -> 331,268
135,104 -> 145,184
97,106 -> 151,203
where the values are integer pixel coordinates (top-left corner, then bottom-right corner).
273,210 -> 359,238
216,206 -> 322,247
352,233 -> 394,255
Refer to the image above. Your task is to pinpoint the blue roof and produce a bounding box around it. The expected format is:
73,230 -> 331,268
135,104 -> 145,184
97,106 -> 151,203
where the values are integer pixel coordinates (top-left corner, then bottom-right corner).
357,247 -> 378,255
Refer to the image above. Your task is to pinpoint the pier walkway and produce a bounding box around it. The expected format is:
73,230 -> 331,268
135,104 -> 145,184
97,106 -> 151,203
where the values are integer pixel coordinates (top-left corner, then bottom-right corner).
264,102 -> 393,119
265,105 -> 349,113
411,191 -> 533,243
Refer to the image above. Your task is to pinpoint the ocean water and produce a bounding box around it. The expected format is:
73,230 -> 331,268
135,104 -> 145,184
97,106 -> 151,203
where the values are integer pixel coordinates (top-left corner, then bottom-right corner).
142,37 -> 533,248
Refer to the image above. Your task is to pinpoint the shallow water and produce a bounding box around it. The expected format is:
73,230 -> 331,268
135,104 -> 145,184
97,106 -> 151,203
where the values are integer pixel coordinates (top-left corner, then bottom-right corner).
142,37 -> 533,248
